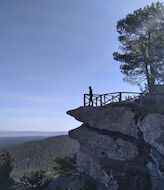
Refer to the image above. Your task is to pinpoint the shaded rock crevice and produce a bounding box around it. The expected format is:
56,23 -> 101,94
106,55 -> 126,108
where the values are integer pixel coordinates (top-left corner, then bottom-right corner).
85,125 -> 138,144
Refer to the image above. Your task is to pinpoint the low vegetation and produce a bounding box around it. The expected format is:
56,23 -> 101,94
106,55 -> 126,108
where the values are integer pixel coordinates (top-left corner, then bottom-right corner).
0,151 -> 14,190
14,170 -> 50,190
53,155 -> 81,177
0,136 -> 79,174
0,151 -> 96,190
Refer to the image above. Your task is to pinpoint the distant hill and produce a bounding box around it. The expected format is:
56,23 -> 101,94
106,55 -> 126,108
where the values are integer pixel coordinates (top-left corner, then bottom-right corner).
1,135 -> 79,175
0,130 -> 67,137
0,136 -> 53,147
0,131 -> 67,147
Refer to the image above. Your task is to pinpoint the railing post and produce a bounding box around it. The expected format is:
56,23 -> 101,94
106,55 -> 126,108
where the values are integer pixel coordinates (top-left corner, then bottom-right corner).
104,95 -> 106,105
100,95 -> 102,106
112,95 -> 115,102
96,97 -> 98,107
119,92 -> 122,102
84,94 -> 86,106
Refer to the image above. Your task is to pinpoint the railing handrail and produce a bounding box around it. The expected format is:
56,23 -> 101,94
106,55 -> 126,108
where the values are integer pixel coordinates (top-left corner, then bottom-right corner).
84,91 -> 144,107
84,91 -> 142,96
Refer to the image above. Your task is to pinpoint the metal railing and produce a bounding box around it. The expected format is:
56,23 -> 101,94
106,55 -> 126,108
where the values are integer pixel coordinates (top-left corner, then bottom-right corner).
84,92 -> 143,107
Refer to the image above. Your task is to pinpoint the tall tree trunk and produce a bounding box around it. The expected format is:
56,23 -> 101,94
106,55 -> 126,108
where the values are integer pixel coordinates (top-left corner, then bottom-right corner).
150,64 -> 155,88
144,62 -> 151,92
148,32 -> 155,92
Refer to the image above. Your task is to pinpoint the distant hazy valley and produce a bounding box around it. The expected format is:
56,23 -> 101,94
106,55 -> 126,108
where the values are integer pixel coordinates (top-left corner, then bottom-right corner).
0,130 -> 68,147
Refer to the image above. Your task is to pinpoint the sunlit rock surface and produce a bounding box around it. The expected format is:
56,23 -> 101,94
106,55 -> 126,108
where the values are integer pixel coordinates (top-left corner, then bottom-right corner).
69,125 -> 138,161
68,106 -> 139,138
139,114 -> 164,155
68,105 -> 164,190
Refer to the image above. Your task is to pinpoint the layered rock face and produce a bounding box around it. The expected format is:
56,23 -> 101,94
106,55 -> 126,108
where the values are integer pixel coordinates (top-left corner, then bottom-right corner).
67,105 -> 164,190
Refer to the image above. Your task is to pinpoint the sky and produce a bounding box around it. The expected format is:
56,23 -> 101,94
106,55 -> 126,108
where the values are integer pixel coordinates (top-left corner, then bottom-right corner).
0,0 -> 163,131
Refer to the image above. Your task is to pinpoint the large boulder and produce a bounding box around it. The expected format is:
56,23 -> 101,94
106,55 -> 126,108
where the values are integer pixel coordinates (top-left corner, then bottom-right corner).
48,174 -> 96,190
69,125 -> 149,190
76,147 -> 118,190
139,114 -> 164,155
69,125 -> 139,161
67,106 -> 139,138
146,151 -> 164,190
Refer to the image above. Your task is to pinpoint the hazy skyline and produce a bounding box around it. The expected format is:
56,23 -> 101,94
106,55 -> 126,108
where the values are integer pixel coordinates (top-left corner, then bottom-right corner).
0,0 -> 162,131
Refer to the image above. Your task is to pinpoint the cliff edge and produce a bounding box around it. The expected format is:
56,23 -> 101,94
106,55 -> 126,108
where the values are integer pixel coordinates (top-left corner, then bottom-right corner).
67,105 -> 164,190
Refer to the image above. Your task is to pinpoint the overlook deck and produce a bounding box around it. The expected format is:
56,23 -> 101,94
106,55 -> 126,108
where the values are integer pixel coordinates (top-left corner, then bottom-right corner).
84,92 -> 143,107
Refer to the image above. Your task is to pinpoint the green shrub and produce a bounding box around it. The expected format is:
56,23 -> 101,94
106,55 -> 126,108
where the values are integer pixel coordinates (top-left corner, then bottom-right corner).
53,155 -> 81,176
14,170 -> 50,190
0,151 -> 14,190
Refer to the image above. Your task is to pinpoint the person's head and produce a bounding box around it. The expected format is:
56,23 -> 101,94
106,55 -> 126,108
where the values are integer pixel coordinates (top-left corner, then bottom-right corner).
89,86 -> 92,90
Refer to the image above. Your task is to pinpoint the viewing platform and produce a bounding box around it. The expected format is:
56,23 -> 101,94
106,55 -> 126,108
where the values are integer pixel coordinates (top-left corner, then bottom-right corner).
84,92 -> 143,107
84,85 -> 164,107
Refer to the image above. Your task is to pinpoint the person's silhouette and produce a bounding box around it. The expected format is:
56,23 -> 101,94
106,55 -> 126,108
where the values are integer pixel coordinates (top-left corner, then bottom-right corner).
89,86 -> 93,106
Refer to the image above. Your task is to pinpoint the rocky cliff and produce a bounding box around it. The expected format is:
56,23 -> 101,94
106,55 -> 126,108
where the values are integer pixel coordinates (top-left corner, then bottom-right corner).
67,104 -> 164,190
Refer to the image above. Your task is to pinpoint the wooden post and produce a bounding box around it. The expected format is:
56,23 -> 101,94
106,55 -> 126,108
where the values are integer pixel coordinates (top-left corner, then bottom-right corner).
100,95 -> 102,106
84,94 -> 86,106
96,97 -> 98,107
119,92 -> 122,102
112,95 -> 114,102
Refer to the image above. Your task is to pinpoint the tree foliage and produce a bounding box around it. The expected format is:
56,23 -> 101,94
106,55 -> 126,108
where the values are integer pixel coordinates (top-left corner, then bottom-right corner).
14,170 -> 50,190
0,151 -> 14,190
53,155 -> 81,177
113,2 -> 164,91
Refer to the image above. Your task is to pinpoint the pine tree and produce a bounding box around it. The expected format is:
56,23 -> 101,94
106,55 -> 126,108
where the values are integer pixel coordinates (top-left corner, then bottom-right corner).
113,2 -> 164,92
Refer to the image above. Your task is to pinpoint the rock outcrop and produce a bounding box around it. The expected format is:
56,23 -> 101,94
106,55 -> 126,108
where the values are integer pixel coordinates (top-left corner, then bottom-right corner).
49,174 -> 96,190
67,105 -> 164,190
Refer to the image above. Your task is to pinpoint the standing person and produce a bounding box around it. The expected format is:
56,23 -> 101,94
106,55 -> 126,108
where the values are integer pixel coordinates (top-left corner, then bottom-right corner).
89,86 -> 93,106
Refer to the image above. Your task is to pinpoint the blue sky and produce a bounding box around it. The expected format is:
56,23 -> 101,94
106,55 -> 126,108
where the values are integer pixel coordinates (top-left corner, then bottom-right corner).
0,0 -> 162,131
